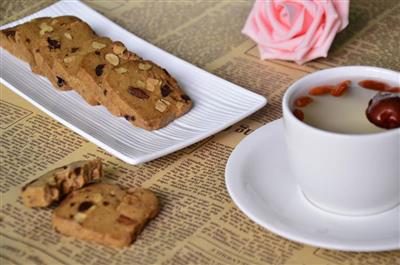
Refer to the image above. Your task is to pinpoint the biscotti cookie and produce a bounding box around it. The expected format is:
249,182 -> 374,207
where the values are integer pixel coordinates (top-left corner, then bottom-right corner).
65,36 -> 115,105
101,60 -> 192,130
52,37 -> 114,105
52,183 -> 159,248
0,25 -> 19,59
1,16 -> 192,130
32,19 -> 95,90
76,39 -> 141,105
1,17 -> 51,72
22,159 -> 102,208
1,17 -> 80,75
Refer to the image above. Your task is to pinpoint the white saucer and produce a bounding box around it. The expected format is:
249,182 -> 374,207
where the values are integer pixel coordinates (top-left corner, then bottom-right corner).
225,119 -> 400,252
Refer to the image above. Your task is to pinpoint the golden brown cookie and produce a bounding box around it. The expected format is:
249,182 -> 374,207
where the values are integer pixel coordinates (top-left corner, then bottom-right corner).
1,16 -> 80,75
0,25 -> 19,59
32,18 -> 95,90
74,39 -> 140,105
52,37 -> 109,105
52,183 -> 159,248
22,159 -> 102,208
0,16 -> 192,130
1,17 -> 51,71
102,60 -> 192,130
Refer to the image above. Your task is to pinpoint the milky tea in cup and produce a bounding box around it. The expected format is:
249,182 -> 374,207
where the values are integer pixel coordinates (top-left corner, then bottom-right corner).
282,66 -> 400,216
292,79 -> 400,133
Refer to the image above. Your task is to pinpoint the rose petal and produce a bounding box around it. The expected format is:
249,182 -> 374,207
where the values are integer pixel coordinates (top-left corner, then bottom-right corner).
263,34 -> 303,50
263,3 -> 312,50
294,25 -> 323,62
297,1 -> 341,64
283,8 -> 306,40
298,0 -> 319,17
277,1 -> 304,27
265,0 -> 290,36
311,1 -> 339,50
277,2 -> 292,27
333,0 -> 350,30
242,7 -> 260,40
296,20 -> 341,64
254,5 -> 274,42
293,4 -> 324,60
258,44 -> 298,61
242,0 -> 273,45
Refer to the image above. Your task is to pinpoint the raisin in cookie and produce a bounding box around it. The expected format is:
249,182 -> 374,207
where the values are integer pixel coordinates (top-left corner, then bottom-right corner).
22,159 -> 102,208
52,183 -> 159,248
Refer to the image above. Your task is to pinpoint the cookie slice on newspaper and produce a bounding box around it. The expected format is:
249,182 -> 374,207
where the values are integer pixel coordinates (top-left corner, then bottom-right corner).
52,183 -> 159,248
22,159 -> 102,208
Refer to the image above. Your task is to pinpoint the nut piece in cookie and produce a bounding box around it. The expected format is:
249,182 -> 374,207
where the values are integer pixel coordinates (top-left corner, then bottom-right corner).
21,159 -> 102,208
52,183 -> 159,248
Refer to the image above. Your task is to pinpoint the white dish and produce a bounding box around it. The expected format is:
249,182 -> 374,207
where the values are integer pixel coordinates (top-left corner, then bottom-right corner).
0,0 -> 266,165
225,119 -> 400,251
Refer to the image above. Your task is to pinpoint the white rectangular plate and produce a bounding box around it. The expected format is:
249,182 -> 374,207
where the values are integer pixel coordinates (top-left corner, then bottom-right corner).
0,0 -> 267,164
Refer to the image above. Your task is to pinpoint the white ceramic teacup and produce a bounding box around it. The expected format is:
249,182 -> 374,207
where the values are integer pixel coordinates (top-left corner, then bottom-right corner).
282,66 -> 400,216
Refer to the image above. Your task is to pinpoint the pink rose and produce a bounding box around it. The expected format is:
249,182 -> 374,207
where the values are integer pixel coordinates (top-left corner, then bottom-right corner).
242,0 -> 350,64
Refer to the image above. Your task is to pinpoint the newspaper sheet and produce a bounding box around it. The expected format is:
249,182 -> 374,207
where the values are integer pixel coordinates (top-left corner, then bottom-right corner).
1,0 -> 399,264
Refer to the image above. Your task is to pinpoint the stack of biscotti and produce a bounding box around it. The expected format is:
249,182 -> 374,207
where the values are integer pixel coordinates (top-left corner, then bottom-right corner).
21,160 -> 160,248
0,16 -> 192,130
